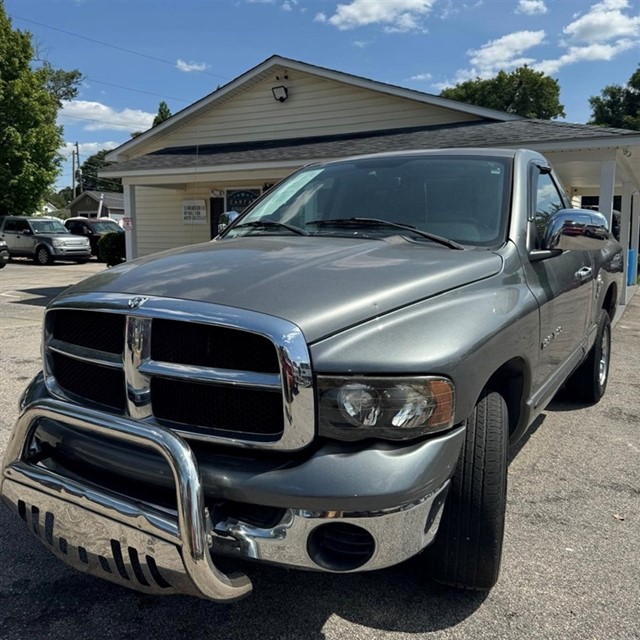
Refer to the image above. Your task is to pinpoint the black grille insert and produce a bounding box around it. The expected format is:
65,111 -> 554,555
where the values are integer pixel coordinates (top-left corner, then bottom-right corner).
151,319 -> 279,374
151,378 -> 283,437
51,310 -> 125,354
52,352 -> 126,411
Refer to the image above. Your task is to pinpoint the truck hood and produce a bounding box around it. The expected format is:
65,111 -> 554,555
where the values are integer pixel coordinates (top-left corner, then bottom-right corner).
70,236 -> 503,342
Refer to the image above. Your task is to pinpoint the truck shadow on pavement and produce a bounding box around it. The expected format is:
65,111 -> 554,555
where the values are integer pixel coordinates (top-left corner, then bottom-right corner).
0,505 -> 487,639
8,287 -> 70,307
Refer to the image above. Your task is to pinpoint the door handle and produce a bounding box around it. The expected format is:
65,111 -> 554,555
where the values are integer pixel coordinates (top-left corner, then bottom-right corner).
576,267 -> 592,280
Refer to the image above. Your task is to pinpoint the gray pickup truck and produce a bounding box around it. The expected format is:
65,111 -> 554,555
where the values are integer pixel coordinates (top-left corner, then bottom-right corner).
0,149 -> 623,601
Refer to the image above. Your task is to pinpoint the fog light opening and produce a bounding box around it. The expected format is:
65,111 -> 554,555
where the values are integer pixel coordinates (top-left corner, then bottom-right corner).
307,523 -> 375,572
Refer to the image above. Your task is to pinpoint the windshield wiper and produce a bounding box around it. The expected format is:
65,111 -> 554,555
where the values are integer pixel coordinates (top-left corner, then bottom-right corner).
306,218 -> 464,250
233,220 -> 309,236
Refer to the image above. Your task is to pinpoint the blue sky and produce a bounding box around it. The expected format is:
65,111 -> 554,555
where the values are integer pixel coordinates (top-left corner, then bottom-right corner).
6,0 -> 640,192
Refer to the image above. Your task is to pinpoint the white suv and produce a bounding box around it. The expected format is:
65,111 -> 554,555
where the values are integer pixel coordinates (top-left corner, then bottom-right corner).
0,216 -> 91,265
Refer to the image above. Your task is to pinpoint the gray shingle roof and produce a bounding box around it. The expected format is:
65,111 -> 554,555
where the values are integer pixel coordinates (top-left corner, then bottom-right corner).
85,190 -> 124,210
102,120 -> 640,176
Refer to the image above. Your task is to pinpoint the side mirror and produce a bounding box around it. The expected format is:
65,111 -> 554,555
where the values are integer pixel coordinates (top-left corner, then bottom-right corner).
217,211 -> 240,234
22,229 -> 33,236
532,209 -> 609,260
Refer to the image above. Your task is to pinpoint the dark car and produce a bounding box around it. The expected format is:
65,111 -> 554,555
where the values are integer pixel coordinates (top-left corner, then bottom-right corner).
0,239 -> 9,268
64,217 -> 124,259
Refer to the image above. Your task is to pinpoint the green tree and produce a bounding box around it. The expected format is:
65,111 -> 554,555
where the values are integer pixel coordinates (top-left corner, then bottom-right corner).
44,189 -> 66,209
56,186 -> 74,206
589,67 -> 640,130
0,3 -> 82,216
129,101 -> 171,139
37,62 -> 83,107
78,149 -> 123,193
440,66 -> 565,119
152,100 -> 172,126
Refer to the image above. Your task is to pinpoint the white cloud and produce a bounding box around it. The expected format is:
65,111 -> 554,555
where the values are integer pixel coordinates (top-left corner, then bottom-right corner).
60,100 -> 155,132
315,0 -> 436,33
563,0 -> 640,43
434,30 -> 545,90
535,39 -> 636,74
407,72 -> 433,81
60,141 -> 120,159
353,40 -> 370,48
468,30 -> 546,75
516,0 -> 548,15
531,0 -> 640,74
176,59 -> 209,73
281,0 -> 297,10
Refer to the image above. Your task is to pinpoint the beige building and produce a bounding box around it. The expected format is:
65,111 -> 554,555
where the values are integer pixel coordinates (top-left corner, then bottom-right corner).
103,55 -> 640,304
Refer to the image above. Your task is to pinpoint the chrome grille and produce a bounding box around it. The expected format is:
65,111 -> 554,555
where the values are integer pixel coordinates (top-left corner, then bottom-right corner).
43,294 -> 314,450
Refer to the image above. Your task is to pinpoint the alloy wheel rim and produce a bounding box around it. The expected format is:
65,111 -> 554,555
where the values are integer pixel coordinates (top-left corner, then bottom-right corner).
598,325 -> 610,388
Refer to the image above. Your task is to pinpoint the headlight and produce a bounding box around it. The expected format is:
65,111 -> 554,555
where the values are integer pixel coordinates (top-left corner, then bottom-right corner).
52,239 -> 64,247
318,376 -> 455,441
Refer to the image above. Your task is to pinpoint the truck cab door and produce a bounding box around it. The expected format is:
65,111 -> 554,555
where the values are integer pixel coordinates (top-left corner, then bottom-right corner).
523,168 -> 593,391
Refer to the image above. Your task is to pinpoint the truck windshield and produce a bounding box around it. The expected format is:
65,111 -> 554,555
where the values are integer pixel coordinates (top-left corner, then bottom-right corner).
224,155 -> 512,247
30,220 -> 69,234
92,220 -> 122,233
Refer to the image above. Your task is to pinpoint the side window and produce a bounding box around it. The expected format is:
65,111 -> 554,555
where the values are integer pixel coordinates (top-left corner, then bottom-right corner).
4,219 -> 17,232
534,172 -> 565,248
15,219 -> 30,233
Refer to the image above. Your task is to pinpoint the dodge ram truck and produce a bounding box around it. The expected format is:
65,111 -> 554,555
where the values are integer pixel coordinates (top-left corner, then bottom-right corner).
0,148 -> 623,601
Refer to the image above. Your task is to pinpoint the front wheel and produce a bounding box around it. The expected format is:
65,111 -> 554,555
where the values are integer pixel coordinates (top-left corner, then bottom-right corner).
566,309 -> 611,403
424,390 -> 508,590
34,246 -> 52,265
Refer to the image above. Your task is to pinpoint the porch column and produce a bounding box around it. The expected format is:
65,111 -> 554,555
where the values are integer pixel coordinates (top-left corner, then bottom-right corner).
123,185 -> 138,260
599,160 -> 616,227
632,192 -> 639,299
620,182 -> 633,304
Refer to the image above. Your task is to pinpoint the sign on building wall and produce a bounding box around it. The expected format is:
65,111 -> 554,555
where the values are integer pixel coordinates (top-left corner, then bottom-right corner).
182,200 -> 207,224
226,189 -> 261,213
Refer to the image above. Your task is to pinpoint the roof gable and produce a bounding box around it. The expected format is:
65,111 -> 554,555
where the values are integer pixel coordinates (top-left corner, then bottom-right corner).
106,55 -> 521,162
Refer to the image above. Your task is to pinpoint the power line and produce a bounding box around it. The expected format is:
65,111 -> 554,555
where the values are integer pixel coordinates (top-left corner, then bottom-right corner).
10,14 -> 229,80
58,111 -> 148,130
86,78 -> 191,103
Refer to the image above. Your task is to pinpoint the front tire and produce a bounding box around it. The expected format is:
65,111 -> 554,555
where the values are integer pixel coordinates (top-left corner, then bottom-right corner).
566,309 -> 611,404
34,246 -> 52,265
425,390 -> 508,590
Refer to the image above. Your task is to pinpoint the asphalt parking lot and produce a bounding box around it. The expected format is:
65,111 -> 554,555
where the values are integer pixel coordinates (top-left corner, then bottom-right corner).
0,260 -> 639,640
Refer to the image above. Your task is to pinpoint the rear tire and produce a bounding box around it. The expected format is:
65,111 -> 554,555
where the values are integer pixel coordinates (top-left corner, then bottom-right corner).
425,390 -> 508,590
566,309 -> 611,404
34,246 -> 52,265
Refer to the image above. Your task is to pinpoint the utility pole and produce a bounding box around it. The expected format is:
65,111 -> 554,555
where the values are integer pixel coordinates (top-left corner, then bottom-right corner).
74,142 -> 82,197
72,149 -> 76,199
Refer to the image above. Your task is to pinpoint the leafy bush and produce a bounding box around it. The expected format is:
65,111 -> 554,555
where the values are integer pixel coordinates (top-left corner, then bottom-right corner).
98,231 -> 125,266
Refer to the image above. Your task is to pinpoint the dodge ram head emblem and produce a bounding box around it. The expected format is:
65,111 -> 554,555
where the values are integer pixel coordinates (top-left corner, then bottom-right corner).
128,296 -> 148,310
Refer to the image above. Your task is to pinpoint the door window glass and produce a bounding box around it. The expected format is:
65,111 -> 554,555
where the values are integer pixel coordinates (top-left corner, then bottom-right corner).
534,172 -> 565,247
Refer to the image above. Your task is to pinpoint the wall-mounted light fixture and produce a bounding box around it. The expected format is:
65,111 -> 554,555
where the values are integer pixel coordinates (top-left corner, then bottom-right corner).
272,85 -> 289,103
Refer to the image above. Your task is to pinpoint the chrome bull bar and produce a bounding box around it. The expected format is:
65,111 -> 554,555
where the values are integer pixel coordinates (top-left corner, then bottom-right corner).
0,398 -> 252,601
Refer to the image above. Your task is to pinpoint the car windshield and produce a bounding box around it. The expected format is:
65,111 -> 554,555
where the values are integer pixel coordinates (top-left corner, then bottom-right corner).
223,155 -> 512,247
30,220 -> 68,234
91,220 -> 121,233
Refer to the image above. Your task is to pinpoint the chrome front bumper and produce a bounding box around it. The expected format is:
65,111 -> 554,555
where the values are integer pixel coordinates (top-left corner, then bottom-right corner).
1,399 -> 459,600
